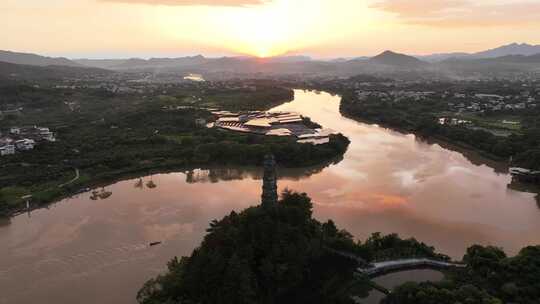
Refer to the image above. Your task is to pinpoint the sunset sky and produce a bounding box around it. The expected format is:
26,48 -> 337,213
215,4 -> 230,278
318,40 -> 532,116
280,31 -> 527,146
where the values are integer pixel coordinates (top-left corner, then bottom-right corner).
2,0 -> 540,58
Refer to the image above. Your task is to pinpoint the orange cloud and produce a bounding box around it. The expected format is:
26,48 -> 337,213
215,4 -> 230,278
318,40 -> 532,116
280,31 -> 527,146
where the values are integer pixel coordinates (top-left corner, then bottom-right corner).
370,193 -> 408,207
371,0 -> 540,27
370,0 -> 466,18
99,0 -> 270,6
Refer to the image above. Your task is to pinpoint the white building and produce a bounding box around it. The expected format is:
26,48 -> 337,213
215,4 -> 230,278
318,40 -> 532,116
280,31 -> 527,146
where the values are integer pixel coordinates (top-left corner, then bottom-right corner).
10,127 -> 21,135
475,94 -> 504,100
15,139 -> 35,151
36,127 -> 56,142
0,144 -> 15,156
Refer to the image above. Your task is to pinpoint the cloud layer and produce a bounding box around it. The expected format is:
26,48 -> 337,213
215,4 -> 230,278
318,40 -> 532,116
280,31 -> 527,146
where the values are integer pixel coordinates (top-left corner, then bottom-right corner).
99,0 -> 269,6
371,0 -> 540,27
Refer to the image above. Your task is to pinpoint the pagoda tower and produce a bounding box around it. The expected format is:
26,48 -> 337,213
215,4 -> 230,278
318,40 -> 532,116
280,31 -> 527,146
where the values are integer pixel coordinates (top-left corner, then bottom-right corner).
261,154 -> 278,207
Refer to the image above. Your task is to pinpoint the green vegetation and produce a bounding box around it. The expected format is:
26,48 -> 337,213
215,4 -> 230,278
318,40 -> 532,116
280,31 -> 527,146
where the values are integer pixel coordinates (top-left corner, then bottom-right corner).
137,191 -> 369,304
199,85 -> 294,111
137,191 -> 540,304
383,282 -> 502,304
340,92 -> 540,171
461,114 -> 523,132
459,245 -> 540,303
154,80 -> 294,111
136,191 -> 450,304
0,83 -> 349,216
385,245 -> 540,304
356,232 -> 450,262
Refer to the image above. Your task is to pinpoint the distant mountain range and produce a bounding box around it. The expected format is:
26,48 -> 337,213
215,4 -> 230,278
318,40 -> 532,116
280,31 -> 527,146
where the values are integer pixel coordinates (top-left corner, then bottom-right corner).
75,55 -> 208,70
0,61 -> 111,81
444,53 -> 540,64
0,50 -> 81,67
1,42 -> 539,69
418,43 -> 540,62
1,42 -> 540,80
472,43 -> 540,58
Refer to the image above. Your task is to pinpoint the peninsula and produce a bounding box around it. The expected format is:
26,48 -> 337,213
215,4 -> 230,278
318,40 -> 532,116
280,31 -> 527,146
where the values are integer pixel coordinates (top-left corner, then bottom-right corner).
138,157 -> 540,304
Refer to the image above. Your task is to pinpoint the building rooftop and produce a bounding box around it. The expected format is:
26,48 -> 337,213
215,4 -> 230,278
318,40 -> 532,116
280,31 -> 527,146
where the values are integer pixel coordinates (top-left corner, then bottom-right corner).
217,117 -> 240,123
244,118 -> 273,128
266,128 -> 292,136
212,110 -> 334,145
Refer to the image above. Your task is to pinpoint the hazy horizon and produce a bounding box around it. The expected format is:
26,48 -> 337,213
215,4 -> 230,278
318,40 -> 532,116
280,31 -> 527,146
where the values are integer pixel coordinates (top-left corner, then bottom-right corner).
4,41 -> 540,61
3,0 -> 540,59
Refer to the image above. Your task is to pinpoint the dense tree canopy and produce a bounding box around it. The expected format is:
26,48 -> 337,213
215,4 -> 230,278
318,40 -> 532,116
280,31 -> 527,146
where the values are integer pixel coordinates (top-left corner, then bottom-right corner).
137,191 -> 368,304
458,245 -> 540,303
383,282 -> 502,304
136,190 -> 540,304
135,191 -> 466,304
357,232 -> 450,262
385,245 -> 540,304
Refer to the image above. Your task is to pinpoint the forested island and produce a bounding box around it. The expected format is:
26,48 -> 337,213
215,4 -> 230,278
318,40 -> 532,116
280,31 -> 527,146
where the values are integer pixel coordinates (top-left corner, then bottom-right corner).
0,81 -> 349,216
137,190 -> 540,304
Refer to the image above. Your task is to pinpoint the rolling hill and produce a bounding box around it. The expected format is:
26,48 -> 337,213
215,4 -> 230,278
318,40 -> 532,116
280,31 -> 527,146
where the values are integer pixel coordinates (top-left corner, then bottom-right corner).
369,50 -> 429,68
418,43 -> 540,62
0,50 -> 81,67
0,61 -> 112,81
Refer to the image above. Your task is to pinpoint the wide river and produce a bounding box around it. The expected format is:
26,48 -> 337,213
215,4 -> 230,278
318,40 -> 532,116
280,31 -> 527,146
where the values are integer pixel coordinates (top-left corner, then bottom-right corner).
1,90 -> 539,304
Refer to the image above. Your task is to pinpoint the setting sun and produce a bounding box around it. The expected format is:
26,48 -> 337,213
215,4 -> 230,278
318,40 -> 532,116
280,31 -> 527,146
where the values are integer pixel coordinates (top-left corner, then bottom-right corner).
2,0 -> 540,58
206,0 -> 323,57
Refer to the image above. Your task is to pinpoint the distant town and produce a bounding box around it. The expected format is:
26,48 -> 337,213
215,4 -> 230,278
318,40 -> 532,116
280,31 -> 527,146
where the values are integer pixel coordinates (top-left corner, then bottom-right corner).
0,125 -> 55,156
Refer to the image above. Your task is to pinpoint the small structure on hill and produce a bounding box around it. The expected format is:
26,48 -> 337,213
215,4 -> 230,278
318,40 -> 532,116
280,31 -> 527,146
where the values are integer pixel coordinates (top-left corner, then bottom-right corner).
261,154 -> 278,207
509,167 -> 540,184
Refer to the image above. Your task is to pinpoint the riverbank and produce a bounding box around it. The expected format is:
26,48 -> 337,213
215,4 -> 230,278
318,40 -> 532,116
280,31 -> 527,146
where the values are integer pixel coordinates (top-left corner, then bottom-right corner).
340,88 -> 540,177
298,86 -> 512,169
340,106 -> 540,191
340,110 -> 510,171
338,91 -> 540,175
1,133 -> 349,217
0,83 -> 348,217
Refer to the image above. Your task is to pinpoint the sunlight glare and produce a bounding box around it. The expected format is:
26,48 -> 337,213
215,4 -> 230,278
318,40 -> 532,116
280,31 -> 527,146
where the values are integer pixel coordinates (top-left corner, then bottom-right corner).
208,0 -> 323,57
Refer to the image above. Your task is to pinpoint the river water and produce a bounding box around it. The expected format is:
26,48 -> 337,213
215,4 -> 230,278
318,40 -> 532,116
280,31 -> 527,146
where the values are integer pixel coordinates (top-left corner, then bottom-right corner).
1,90 -> 539,304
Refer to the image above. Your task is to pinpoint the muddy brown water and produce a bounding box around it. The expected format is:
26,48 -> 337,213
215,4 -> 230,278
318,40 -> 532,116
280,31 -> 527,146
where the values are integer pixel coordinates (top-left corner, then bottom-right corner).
1,90 -> 538,304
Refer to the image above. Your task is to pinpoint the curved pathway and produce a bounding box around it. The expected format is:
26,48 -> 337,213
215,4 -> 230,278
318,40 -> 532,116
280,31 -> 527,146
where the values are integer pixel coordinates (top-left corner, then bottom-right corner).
358,258 -> 466,278
59,168 -> 80,188
328,247 -> 466,279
